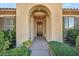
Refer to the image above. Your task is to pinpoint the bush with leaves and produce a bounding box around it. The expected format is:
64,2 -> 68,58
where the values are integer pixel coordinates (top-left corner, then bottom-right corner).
22,40 -> 32,48
3,30 -> 10,41
3,30 -> 16,41
3,30 -> 16,48
0,46 -> 31,56
0,40 -> 31,56
10,30 -> 16,48
49,41 -> 78,56
65,29 -> 79,46
0,31 -> 10,52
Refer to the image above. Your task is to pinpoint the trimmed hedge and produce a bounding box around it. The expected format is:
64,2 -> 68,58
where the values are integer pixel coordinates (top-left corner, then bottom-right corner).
48,41 -> 78,56
0,46 -> 31,56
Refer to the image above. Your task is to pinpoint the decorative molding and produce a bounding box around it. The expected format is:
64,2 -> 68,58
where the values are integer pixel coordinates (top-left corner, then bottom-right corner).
63,10 -> 79,15
0,8 -> 16,15
0,8 -> 79,15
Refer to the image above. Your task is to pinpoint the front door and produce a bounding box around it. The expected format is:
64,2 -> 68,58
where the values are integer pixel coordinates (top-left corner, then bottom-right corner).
37,21 -> 43,36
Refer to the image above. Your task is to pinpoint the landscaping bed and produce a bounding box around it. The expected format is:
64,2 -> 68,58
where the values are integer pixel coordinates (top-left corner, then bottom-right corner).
48,41 -> 78,56
0,30 -> 31,56
0,46 -> 31,56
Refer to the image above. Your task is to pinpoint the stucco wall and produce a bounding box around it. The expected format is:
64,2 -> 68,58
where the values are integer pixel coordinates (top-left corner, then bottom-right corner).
16,3 -> 63,46
0,17 -> 3,30
50,4 -> 63,42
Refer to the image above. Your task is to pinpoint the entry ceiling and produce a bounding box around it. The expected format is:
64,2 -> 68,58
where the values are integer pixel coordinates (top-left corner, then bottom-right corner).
32,9 -> 47,19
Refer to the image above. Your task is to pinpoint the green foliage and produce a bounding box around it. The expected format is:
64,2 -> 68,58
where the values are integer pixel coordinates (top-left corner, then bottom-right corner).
0,29 -> 16,52
22,40 -> 32,48
10,30 -> 16,48
0,46 -> 31,56
3,41 -> 11,50
11,29 -> 16,40
65,29 -> 79,46
76,35 -> 79,49
3,30 -> 16,41
0,31 -> 10,52
0,30 -> 31,56
49,41 -> 78,56
3,30 -> 16,48
66,29 -> 79,41
0,50 -> 9,56
3,30 -> 11,41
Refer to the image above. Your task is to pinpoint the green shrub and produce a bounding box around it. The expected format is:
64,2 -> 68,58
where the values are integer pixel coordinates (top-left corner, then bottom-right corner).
10,30 -> 16,48
66,29 -> 79,41
22,40 -> 32,48
65,29 -> 79,46
0,46 -> 31,56
0,50 -> 9,56
3,30 -> 11,41
76,35 -> 79,49
3,30 -> 16,48
48,41 -> 78,56
0,31 -> 10,52
3,29 -> 16,41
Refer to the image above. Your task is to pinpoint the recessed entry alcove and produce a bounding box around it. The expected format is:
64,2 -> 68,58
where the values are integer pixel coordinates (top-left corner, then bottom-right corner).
29,5 -> 51,41
16,4 -> 63,46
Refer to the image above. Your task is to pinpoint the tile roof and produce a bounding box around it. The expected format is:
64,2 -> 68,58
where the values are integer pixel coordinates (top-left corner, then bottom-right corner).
0,8 -> 16,10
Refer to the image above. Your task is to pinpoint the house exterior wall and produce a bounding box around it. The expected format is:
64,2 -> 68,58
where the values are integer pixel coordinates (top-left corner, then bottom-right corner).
50,4 -> 63,42
0,17 -> 4,30
0,4 -> 79,46
16,3 -> 63,46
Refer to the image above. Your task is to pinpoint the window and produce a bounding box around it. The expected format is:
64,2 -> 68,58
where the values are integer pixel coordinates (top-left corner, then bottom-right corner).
63,16 -> 75,39
64,17 -> 69,31
69,17 -> 74,29
74,17 -> 79,30
3,17 -> 15,31
64,16 -> 74,30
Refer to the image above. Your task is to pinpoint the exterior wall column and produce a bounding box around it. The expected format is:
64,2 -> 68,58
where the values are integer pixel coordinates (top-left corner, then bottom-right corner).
46,16 -> 50,41
50,4 -> 63,42
16,4 -> 30,46
30,16 -> 34,40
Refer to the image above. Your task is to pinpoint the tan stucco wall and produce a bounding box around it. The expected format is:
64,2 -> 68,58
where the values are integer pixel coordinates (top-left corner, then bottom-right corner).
0,17 -> 3,30
16,3 -> 63,46
50,4 -> 63,42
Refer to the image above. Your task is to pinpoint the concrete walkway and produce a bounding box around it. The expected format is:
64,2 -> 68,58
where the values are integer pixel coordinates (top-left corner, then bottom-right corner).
30,37 -> 49,56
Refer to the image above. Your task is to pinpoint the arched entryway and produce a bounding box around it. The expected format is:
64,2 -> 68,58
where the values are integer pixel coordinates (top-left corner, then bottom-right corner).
29,5 -> 51,41
16,3 -> 63,47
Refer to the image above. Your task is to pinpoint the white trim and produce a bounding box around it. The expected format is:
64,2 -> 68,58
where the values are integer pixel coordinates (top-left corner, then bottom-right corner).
62,15 -> 79,17
0,15 -> 16,17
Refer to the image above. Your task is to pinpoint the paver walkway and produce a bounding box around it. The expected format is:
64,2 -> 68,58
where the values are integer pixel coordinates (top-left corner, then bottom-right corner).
30,36 -> 49,56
